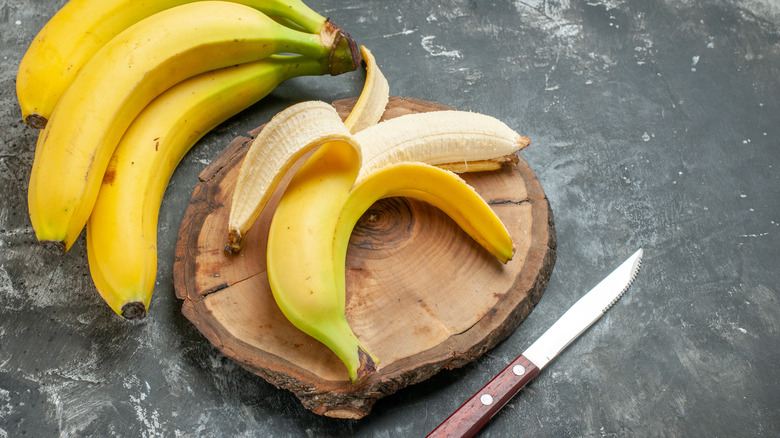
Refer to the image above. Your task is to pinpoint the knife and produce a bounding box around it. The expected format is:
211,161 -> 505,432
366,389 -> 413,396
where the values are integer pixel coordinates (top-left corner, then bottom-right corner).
427,248 -> 644,438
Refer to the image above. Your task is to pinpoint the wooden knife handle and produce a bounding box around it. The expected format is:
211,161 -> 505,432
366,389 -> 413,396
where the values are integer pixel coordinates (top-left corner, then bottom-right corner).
427,355 -> 540,438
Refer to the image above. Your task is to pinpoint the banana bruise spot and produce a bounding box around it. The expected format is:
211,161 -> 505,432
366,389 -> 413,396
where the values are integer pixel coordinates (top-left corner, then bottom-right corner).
121,301 -> 146,320
25,114 -> 47,129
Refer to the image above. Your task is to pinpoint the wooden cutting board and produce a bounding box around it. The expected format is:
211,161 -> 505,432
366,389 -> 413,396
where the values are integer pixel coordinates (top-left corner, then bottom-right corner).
173,97 -> 556,419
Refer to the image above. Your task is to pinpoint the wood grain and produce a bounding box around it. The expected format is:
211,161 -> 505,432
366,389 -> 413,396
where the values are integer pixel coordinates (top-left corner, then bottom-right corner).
173,97 -> 556,419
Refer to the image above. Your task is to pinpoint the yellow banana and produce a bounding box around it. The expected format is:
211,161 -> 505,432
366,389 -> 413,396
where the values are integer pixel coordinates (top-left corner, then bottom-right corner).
263,121 -> 522,382
336,163 -> 515,267
28,1 -> 359,255
86,55 -> 326,320
16,0 -> 336,128
265,141 -> 376,383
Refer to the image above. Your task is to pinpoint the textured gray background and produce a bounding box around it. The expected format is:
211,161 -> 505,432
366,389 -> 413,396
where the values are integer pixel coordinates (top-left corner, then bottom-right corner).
1,0 -> 778,436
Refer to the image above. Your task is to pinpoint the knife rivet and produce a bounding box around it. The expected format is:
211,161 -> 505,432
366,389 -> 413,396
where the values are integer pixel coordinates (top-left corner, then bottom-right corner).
480,394 -> 494,406
513,365 -> 526,376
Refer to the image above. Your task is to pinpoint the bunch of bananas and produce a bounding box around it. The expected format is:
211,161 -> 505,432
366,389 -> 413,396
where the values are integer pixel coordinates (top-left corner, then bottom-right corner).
228,48 -> 531,382
18,0 -> 361,319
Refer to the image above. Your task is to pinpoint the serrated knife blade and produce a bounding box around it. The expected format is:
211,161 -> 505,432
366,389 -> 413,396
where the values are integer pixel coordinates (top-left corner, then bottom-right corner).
427,248 -> 644,438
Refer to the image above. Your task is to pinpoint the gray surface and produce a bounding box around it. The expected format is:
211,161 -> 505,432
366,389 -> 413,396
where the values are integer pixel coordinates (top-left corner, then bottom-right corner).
1,0 -> 778,436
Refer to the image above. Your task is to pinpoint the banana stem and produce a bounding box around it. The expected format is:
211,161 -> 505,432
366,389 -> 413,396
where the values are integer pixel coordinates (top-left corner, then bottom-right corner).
321,19 -> 361,75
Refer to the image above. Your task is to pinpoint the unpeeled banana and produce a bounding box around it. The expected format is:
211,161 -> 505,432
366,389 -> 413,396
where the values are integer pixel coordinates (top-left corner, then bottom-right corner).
16,0 -> 335,128
228,49 -> 530,381
27,0 -> 359,255
266,140 -> 376,382
87,55 -> 327,320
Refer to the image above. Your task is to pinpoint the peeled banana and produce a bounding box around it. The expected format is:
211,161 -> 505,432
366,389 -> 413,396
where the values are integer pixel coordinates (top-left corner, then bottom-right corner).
354,110 -> 531,183
262,118 -> 523,381
27,0 -> 359,255
15,0 -> 335,128
228,48 -> 529,381
86,55 -> 327,320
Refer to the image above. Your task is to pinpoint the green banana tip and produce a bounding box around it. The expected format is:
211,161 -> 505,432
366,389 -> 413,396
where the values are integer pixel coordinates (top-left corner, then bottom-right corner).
121,301 -> 147,320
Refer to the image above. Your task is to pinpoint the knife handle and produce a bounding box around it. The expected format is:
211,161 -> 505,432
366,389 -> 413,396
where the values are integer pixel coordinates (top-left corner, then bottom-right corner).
426,355 -> 540,438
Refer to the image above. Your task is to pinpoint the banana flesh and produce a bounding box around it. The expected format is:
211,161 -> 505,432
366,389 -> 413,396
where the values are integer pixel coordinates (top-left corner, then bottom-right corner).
229,108 -> 529,254
87,56 -> 326,319
15,0 -> 334,128
226,45 -> 387,252
27,1 -> 358,254
229,48 -> 529,381
354,110 -> 531,183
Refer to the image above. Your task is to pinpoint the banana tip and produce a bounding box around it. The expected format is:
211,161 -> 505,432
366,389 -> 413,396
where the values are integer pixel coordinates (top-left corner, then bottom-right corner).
25,114 -> 47,129
225,230 -> 243,254
121,302 -> 147,320
39,240 -> 66,256
354,347 -> 377,382
518,135 -> 531,149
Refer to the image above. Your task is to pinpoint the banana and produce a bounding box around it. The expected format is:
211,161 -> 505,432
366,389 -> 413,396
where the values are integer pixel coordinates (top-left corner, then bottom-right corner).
262,119 -> 522,382
86,55 -> 326,320
336,163 -> 515,267
226,45 -> 384,252
265,157 -> 516,382
265,140 -> 375,383
28,1 -> 359,255
16,0 -> 337,128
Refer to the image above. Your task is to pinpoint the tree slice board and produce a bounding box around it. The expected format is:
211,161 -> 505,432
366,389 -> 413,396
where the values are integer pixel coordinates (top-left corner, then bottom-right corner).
173,96 -> 557,419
